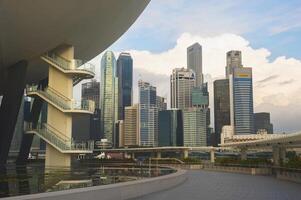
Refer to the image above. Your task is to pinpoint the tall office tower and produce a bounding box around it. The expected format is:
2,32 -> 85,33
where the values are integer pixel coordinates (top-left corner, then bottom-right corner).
117,52 -> 133,120
170,68 -> 195,109
254,112 -> 273,134
156,96 -> 167,111
158,109 -> 183,147
90,108 -> 102,140
100,51 -> 118,146
191,83 -> 211,146
187,43 -> 203,87
82,80 -> 100,109
124,104 -> 140,147
139,80 -> 158,147
115,120 -> 124,148
214,79 -> 230,145
230,67 -> 254,135
226,50 -> 243,78
182,107 -> 207,147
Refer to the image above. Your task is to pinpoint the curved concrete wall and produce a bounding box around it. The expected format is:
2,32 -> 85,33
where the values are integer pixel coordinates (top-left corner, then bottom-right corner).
3,169 -> 187,200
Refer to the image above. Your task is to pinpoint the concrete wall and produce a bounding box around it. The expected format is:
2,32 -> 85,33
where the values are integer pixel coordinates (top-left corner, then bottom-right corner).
3,169 -> 186,200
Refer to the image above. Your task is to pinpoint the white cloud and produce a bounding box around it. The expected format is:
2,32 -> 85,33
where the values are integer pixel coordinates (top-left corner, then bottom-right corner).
75,32 -> 301,133
126,33 -> 301,132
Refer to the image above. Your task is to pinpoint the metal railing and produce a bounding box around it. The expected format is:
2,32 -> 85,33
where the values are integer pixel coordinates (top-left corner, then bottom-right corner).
26,85 -> 95,112
42,53 -> 95,74
26,122 -> 94,152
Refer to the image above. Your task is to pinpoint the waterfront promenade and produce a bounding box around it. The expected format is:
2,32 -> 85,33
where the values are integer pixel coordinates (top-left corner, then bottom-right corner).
134,170 -> 301,200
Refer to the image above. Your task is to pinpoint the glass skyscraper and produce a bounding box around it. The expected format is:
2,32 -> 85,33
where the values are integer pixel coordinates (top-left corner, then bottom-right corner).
138,80 -> 158,147
117,52 -> 133,120
158,109 -> 183,146
187,43 -> 203,87
214,79 -> 230,145
100,51 -> 118,146
170,68 -> 195,109
230,67 -> 254,135
225,50 -> 243,78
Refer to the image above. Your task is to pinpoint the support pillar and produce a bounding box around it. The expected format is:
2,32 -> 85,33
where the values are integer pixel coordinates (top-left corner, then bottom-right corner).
131,153 -> 135,159
240,148 -> 247,160
156,152 -> 161,159
210,149 -> 215,163
0,61 -> 27,166
280,147 -> 286,162
17,98 -> 44,164
273,146 -> 280,166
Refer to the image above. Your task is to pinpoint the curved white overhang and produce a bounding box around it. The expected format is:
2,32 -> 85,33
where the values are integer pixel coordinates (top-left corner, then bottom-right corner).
0,0 -> 150,92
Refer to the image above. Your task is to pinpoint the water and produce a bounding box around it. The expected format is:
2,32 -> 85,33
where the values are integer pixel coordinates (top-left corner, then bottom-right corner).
0,163 -> 176,198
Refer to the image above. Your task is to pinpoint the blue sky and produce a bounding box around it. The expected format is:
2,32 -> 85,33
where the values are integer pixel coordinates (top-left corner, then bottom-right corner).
111,0 -> 301,60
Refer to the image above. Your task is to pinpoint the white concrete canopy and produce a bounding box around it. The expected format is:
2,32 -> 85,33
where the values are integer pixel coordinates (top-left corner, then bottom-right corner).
0,0 -> 150,93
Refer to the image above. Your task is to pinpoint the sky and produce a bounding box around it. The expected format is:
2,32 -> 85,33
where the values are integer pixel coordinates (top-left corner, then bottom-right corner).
75,0 -> 301,133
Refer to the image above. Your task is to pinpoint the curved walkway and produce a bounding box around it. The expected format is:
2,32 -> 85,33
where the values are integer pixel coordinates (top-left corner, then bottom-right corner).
133,170 -> 301,200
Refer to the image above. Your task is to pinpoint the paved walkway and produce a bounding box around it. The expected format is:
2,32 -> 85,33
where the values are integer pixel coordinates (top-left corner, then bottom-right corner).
133,170 -> 301,200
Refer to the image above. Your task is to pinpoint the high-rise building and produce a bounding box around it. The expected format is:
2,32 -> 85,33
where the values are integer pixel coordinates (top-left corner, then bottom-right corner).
182,107 -> 207,147
156,96 -> 167,111
124,104 -> 140,147
191,83 -> 211,146
230,67 -> 254,135
115,120 -> 124,148
214,79 -> 230,145
226,50 -> 243,78
117,52 -> 133,120
254,112 -> 273,134
170,68 -> 195,109
100,51 -> 118,146
187,43 -> 203,87
158,109 -> 183,146
139,80 -> 158,147
82,80 -> 100,109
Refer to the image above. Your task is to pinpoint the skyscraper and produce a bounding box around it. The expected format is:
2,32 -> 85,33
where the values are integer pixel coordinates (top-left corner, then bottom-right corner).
139,80 -> 158,147
158,109 -> 183,146
117,52 -> 133,120
156,96 -> 167,111
226,50 -> 243,78
214,79 -> 230,145
124,104 -> 140,147
230,67 -> 254,135
100,51 -> 118,145
187,43 -> 203,87
254,112 -> 273,134
82,80 -> 100,109
182,107 -> 207,147
170,68 -> 195,109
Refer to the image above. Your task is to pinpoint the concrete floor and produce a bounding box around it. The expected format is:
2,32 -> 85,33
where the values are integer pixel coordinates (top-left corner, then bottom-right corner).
133,170 -> 301,200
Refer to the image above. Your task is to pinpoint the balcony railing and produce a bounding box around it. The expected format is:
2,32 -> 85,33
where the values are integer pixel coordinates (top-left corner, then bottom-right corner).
42,53 -> 95,75
26,85 -> 95,113
26,122 -> 94,152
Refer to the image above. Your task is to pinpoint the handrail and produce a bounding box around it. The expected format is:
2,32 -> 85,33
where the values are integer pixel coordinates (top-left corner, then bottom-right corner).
26,85 -> 95,112
26,122 -> 94,152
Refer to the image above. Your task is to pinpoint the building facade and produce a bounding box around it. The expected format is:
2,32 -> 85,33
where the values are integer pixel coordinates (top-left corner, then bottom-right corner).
170,68 -> 195,109
100,51 -> 118,146
139,80 -> 158,147
82,80 -> 100,109
225,50 -> 243,78
156,96 -> 167,111
230,67 -> 254,135
116,52 -> 133,120
254,112 -> 273,134
124,104 -> 140,147
187,43 -> 203,87
214,79 -> 231,145
158,109 -> 183,146
182,108 -> 207,147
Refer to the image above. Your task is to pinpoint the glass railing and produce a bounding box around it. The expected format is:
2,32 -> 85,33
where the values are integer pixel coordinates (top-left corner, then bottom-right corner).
42,53 -> 95,74
26,85 -> 95,112
26,122 -> 94,152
